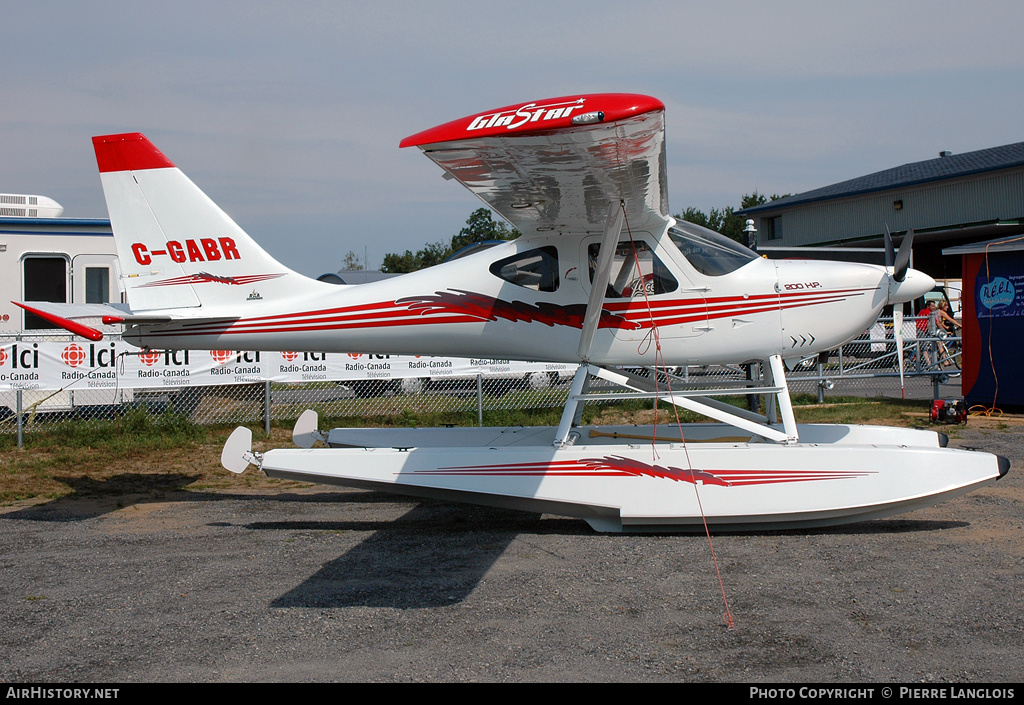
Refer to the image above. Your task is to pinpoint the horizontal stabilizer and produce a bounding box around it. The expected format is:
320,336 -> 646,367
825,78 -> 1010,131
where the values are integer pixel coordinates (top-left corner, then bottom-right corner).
13,302 -> 106,341
13,300 -> 235,342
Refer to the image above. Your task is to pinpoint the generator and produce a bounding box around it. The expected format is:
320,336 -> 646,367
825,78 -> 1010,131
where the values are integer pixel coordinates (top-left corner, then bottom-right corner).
931,398 -> 968,425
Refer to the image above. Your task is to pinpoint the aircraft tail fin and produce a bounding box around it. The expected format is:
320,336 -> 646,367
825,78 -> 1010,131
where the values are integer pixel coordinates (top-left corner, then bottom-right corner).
92,133 -> 328,312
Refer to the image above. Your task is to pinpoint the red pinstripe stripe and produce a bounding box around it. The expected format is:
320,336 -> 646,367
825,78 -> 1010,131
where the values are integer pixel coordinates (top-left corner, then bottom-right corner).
414,459 -> 874,484
138,314 -> 485,338
179,306 -> 454,334
138,287 -> 874,338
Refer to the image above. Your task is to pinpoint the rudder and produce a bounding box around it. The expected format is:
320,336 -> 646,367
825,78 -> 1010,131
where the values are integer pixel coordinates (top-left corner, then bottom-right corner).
92,133 -> 320,312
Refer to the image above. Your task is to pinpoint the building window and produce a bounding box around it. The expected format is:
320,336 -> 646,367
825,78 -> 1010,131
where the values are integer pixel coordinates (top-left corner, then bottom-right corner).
762,217 -> 782,241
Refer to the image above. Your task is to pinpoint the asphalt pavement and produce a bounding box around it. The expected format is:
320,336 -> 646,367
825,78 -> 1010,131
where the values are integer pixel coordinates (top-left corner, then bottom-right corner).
1,417 -> 1020,683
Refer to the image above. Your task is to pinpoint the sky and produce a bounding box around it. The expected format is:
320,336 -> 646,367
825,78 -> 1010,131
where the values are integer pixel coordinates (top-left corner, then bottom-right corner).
2,1 -> 1022,277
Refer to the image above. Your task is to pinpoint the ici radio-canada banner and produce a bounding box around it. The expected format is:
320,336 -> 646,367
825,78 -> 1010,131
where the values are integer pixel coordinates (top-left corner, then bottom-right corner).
0,339 -> 572,392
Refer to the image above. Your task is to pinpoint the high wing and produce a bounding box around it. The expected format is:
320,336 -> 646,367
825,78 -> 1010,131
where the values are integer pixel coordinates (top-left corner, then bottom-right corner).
400,94 -> 670,238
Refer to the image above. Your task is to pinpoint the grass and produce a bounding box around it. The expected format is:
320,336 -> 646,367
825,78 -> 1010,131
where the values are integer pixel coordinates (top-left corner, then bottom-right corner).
0,407 -> 213,503
788,394 -> 929,425
0,396 -> 939,505
18,406 -> 208,451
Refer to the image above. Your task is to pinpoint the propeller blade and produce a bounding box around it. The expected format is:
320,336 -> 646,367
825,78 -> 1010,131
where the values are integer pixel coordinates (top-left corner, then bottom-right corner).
892,228 -> 914,283
884,225 -> 895,269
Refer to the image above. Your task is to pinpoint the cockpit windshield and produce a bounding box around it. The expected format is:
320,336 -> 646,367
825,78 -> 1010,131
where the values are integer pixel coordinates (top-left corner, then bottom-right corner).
667,221 -> 759,276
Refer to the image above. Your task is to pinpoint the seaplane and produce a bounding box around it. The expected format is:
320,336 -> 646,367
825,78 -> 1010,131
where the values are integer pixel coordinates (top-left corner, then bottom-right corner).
18,93 -> 1008,532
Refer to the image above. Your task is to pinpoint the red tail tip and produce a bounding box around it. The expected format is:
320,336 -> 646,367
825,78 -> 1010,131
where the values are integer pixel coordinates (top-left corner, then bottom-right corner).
93,133 -> 175,173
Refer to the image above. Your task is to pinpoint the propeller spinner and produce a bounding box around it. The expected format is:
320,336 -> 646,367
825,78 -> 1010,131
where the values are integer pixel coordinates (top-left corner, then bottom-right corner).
886,228 -> 933,303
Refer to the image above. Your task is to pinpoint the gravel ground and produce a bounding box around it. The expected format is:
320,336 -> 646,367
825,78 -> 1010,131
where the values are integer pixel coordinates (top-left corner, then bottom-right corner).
1,418 -> 1021,683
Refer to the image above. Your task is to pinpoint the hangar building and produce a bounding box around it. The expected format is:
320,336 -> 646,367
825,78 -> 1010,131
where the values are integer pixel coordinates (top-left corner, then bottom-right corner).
737,142 -> 1024,281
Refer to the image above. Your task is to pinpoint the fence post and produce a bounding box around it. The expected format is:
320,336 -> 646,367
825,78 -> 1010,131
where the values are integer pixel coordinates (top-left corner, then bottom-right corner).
16,389 -> 23,449
264,381 -> 271,436
746,363 -> 760,414
476,373 -> 483,426
15,331 -> 23,448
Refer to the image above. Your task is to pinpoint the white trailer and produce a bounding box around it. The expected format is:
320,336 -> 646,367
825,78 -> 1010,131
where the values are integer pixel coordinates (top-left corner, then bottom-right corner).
0,193 -> 64,218
0,212 -> 129,415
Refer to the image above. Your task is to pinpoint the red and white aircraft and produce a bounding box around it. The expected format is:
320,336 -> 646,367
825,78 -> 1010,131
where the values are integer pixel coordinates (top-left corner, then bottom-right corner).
20,93 -> 1007,531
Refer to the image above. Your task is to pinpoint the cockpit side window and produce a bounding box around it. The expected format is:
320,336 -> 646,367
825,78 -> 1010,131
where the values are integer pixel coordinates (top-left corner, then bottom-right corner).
489,246 -> 559,292
588,240 -> 678,298
667,222 -> 758,276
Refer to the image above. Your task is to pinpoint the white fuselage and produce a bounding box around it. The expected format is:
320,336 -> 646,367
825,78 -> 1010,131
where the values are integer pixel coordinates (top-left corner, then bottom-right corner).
123,227 -> 918,366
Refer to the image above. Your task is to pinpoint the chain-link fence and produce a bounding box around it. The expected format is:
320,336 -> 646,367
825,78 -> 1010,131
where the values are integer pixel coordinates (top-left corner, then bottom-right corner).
1,317 -> 961,443
782,316 -> 963,401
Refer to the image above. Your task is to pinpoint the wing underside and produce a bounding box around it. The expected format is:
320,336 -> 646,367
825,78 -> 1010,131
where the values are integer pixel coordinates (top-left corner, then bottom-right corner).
402,94 -> 671,238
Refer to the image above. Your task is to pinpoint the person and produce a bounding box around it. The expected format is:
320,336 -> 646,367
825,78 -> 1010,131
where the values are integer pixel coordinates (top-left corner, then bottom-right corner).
920,301 -> 939,367
932,300 -> 962,367
936,300 -> 959,333
925,299 -> 961,367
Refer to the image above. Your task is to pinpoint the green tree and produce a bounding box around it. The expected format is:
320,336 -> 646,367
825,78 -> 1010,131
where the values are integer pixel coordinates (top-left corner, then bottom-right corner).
676,192 -> 788,244
379,249 -> 418,274
741,192 -> 772,209
380,208 -> 519,273
450,207 -> 519,253
342,250 -> 364,271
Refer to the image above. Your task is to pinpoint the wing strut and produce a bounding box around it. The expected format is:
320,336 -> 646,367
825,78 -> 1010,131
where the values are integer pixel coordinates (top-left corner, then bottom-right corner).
576,200 -> 625,362
553,356 -> 800,448
554,199 -> 624,448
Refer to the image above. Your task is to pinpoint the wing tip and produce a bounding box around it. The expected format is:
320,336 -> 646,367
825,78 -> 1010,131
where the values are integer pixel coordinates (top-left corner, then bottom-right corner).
400,93 -> 664,149
92,132 -> 176,173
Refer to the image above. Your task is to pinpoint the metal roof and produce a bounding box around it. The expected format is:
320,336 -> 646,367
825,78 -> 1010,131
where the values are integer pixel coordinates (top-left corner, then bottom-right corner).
739,141 -> 1024,214
0,216 -> 113,238
0,216 -> 110,226
943,233 -> 1024,255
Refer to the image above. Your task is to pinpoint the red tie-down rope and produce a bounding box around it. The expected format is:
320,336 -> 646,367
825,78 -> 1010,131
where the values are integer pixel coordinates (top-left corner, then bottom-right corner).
618,204 -> 735,630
